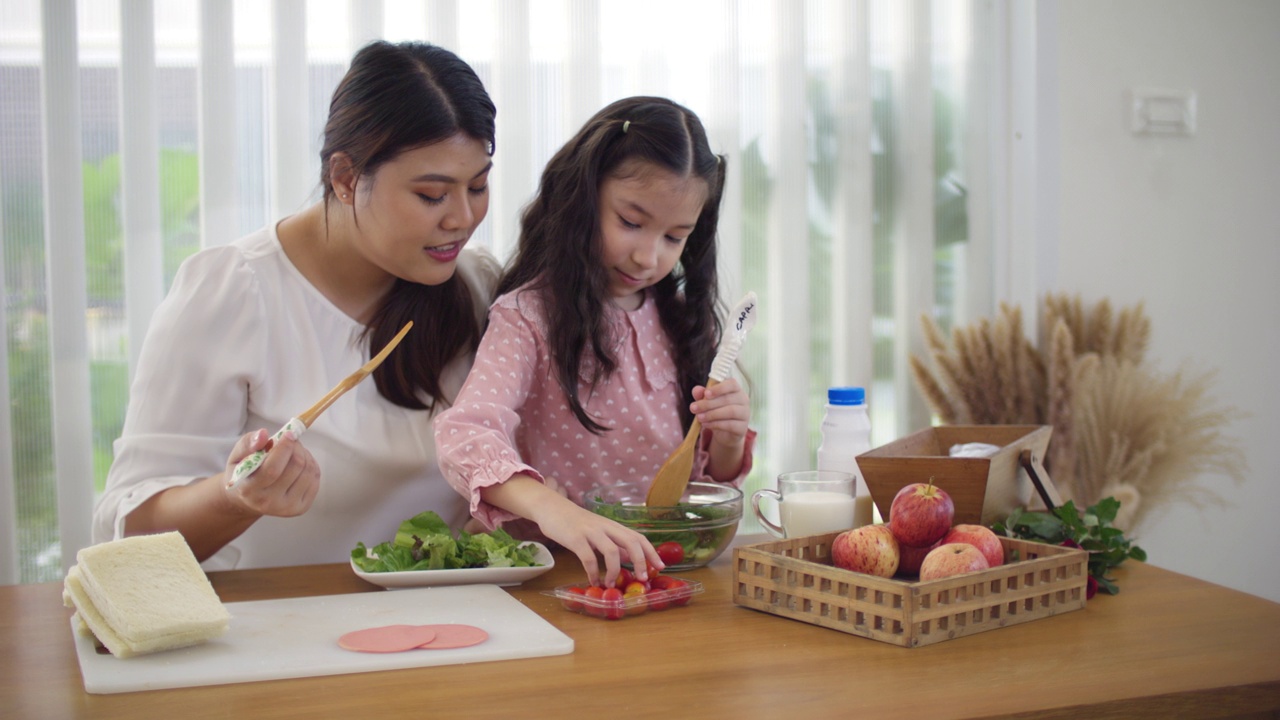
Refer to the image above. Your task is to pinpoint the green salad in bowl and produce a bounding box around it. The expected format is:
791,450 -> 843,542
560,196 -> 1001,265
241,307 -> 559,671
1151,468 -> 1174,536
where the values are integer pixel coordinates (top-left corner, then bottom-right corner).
586,482 -> 743,570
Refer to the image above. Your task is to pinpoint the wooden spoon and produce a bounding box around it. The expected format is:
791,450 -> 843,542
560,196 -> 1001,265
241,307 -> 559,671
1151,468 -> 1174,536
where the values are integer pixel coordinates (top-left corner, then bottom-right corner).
646,293 -> 758,507
227,320 -> 413,487
645,380 -> 719,508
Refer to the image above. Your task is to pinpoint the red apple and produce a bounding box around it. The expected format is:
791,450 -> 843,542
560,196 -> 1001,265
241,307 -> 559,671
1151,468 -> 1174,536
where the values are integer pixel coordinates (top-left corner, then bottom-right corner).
941,524 -> 1004,568
888,480 -> 955,547
831,524 -> 900,578
896,538 -> 943,577
919,543 -> 990,581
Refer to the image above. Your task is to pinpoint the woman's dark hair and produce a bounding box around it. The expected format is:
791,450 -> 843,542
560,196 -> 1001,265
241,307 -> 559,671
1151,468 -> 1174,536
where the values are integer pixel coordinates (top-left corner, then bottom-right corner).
497,96 -> 726,434
320,41 -> 496,411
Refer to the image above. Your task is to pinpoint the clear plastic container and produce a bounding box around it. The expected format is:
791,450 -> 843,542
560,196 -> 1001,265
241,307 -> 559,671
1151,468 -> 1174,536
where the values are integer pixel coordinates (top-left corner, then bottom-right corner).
543,577 -> 704,620
816,386 -> 874,527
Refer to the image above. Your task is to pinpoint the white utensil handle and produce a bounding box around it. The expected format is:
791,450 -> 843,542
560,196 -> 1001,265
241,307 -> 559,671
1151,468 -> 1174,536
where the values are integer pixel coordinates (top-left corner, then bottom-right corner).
226,417 -> 307,488
709,291 -> 758,382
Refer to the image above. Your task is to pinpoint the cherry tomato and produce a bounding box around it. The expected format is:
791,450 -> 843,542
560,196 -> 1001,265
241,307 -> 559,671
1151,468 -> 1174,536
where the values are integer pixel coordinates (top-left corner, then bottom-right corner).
600,587 -> 625,620
583,585 -> 607,617
622,582 -> 649,616
664,578 -> 692,606
645,586 -> 672,611
649,575 -> 676,590
613,567 -> 635,590
656,541 -> 685,566
561,585 -> 587,613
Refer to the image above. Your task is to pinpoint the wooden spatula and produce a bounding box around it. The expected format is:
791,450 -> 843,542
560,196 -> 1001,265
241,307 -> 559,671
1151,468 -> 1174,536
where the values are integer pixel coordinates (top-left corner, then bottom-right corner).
227,320 -> 413,487
646,293 -> 758,507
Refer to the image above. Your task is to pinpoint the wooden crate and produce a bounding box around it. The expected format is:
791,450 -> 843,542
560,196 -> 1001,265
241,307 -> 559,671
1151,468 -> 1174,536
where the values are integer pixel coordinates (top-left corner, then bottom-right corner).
732,533 -> 1088,648
857,425 -> 1055,527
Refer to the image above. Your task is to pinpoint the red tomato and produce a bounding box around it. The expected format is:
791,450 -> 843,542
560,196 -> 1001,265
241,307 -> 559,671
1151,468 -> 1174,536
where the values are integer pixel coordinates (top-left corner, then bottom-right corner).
656,541 -> 685,566
613,567 -> 635,590
583,585 -> 607,617
600,587 -> 625,620
623,582 -> 649,616
664,578 -> 692,606
561,585 -> 587,613
646,586 -> 672,611
648,575 -> 676,590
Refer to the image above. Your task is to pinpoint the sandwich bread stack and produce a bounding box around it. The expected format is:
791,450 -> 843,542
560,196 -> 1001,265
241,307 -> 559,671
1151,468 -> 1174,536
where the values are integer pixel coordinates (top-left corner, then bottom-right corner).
62,531 -> 230,658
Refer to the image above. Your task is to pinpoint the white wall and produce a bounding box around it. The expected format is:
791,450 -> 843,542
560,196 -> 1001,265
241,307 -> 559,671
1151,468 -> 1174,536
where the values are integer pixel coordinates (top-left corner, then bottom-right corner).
1041,0 -> 1280,602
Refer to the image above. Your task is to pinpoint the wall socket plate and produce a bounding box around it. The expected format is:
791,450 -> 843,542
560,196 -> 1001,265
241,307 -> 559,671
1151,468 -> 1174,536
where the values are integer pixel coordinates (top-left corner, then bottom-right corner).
1129,87 -> 1197,136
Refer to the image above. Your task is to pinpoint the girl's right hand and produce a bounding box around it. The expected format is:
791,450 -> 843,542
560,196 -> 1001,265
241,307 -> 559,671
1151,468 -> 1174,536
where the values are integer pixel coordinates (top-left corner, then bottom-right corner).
532,499 -> 664,589
221,428 -> 321,518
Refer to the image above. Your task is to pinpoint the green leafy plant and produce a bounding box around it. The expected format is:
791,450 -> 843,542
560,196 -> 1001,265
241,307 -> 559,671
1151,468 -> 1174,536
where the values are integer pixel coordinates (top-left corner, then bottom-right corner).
351,511 -> 541,573
992,497 -> 1147,597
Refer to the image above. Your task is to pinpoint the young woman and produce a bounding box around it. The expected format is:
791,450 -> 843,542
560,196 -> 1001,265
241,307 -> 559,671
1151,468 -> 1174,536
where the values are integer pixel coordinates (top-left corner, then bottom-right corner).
93,41 -> 500,569
436,97 -> 756,587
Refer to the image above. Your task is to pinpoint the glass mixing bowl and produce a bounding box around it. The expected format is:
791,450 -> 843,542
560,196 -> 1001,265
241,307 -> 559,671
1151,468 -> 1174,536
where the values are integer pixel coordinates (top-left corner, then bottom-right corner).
585,481 -> 743,570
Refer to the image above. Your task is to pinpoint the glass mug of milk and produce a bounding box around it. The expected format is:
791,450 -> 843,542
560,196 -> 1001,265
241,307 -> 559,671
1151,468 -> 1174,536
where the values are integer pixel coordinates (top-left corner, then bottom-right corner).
751,471 -> 857,539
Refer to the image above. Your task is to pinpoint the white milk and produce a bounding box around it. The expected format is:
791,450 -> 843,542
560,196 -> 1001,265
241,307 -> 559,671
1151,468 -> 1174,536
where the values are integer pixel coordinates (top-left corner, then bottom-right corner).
780,492 -> 857,537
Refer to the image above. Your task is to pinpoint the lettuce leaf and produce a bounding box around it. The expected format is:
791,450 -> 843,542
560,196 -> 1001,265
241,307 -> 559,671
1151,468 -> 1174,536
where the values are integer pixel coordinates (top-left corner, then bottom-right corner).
351,511 -> 542,573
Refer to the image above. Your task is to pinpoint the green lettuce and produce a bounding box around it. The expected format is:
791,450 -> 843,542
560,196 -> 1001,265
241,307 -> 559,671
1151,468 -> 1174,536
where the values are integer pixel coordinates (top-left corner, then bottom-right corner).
351,511 -> 542,573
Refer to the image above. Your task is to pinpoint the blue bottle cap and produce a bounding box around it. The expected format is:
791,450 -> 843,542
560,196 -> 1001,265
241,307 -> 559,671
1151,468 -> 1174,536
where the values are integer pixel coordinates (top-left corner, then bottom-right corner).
827,386 -> 865,405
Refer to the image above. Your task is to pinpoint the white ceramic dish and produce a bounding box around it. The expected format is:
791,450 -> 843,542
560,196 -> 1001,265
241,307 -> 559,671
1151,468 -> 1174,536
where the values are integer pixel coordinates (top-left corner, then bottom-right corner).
350,542 -> 555,589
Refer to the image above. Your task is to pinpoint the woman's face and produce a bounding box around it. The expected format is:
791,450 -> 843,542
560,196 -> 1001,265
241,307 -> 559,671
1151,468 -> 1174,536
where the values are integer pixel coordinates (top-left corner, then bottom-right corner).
350,133 -> 492,286
597,161 -> 708,311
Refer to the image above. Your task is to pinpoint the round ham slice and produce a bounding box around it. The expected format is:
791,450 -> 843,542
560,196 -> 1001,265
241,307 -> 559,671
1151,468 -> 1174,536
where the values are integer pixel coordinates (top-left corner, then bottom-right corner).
416,624 -> 489,650
338,624 -> 437,653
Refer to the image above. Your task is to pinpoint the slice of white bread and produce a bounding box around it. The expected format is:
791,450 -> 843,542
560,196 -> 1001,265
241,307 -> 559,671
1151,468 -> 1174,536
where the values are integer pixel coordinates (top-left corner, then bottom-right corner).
62,531 -> 230,658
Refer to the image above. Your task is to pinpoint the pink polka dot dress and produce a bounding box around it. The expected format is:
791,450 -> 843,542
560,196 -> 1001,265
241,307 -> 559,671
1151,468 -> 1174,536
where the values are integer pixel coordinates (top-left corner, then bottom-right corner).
435,285 -> 754,531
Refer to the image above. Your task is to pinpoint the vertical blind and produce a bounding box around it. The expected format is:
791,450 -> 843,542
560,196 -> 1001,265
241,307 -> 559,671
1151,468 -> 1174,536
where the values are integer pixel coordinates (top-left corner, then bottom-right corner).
0,0 -> 1004,584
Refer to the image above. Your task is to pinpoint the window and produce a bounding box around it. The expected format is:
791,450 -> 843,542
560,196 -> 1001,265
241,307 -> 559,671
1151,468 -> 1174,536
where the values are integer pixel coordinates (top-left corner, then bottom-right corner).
0,0 -> 1001,583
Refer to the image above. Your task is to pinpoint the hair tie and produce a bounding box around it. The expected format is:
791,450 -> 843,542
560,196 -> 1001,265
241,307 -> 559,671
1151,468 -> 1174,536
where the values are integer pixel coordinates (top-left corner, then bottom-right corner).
622,120 -> 630,134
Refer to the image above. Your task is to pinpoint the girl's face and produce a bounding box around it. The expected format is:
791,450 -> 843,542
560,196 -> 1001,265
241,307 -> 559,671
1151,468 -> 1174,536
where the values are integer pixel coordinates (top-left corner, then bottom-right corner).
350,133 -> 492,286
597,162 -> 708,311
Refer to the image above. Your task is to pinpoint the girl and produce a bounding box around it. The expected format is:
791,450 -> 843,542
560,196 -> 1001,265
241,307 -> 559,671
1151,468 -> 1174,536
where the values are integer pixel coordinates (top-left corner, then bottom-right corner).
93,41 -> 500,569
436,97 -> 756,586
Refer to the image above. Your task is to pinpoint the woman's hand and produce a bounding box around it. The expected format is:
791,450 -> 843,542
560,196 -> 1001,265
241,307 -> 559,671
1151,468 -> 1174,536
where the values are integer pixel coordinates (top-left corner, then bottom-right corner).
222,428 -> 321,518
124,428 -> 322,562
690,377 -> 751,480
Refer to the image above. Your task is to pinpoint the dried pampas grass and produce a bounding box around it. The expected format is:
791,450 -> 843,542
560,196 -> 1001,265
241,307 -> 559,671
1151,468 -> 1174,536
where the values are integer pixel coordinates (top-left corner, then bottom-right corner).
911,293 -> 1245,531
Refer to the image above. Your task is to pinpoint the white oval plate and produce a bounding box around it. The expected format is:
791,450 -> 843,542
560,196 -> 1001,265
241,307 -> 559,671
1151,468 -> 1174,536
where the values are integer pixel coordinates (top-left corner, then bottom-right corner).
350,542 -> 555,589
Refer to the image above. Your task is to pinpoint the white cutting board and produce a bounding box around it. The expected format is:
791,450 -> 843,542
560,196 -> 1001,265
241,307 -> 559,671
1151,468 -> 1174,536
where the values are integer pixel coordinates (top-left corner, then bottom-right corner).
71,584 -> 574,694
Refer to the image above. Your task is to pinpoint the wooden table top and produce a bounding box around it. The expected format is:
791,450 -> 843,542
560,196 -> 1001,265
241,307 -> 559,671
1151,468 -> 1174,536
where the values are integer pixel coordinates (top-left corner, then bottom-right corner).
4,535 -> 1280,720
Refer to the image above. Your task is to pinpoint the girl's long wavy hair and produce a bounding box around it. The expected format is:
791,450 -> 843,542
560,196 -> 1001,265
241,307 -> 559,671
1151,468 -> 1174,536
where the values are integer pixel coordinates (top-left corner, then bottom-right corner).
496,96 -> 726,434
319,41 -> 496,411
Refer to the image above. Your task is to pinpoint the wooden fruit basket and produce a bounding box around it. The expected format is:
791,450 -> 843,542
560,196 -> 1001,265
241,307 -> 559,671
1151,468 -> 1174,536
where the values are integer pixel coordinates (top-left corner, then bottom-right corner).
856,424 -> 1060,527
732,533 -> 1088,648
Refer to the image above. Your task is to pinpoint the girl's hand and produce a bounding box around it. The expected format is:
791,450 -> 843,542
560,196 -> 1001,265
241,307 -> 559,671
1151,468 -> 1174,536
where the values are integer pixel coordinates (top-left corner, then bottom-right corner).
222,428 -> 321,518
691,377 -> 751,448
530,497 -> 664,589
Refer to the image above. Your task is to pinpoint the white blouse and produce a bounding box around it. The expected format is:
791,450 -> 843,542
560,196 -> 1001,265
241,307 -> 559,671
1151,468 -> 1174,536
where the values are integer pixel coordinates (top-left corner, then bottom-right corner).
92,223 -> 501,570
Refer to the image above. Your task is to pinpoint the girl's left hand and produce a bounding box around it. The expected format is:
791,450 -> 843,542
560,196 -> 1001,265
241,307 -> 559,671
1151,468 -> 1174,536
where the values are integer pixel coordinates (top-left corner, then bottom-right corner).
690,377 -> 751,445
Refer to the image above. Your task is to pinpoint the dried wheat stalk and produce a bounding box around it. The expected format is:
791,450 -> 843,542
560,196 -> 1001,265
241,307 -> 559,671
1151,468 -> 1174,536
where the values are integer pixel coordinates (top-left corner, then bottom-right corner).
1046,321 -> 1076,493
909,294 -> 1244,531
1071,357 -> 1245,528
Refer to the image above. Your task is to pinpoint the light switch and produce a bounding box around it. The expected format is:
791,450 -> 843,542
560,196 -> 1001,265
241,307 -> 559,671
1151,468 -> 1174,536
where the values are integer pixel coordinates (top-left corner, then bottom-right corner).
1129,88 -> 1197,136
